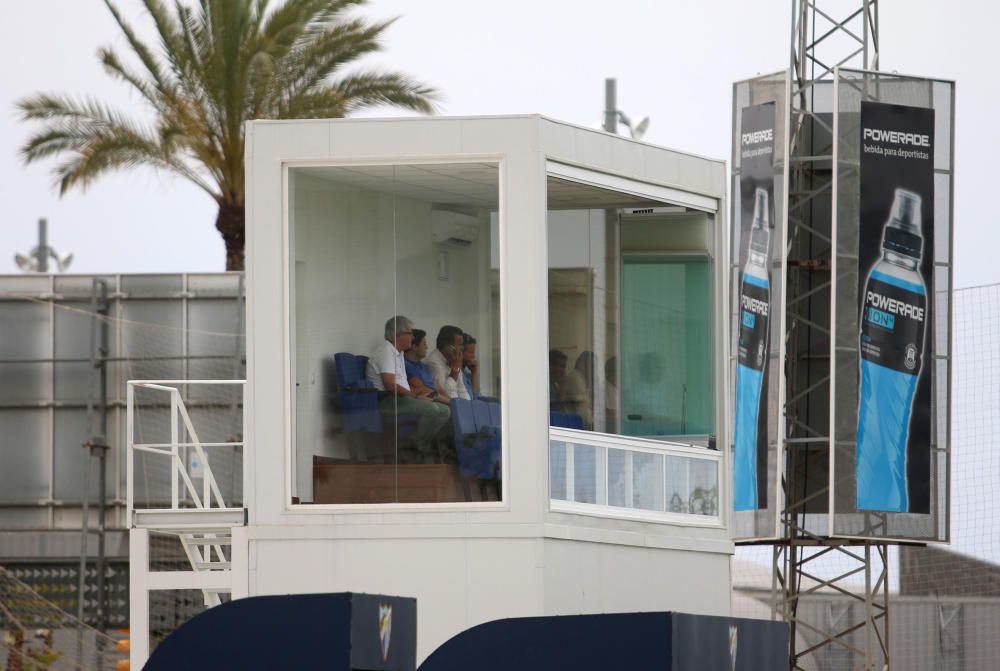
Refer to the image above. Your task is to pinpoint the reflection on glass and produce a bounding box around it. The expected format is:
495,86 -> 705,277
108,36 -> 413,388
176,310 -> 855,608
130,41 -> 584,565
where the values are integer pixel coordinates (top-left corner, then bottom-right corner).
546,207 -> 714,444
607,448 -> 628,507
689,459 -> 718,516
550,442 -> 567,501
632,452 -> 664,511
291,163 -> 502,505
666,457 -> 689,514
573,444 -> 598,504
550,439 -> 718,518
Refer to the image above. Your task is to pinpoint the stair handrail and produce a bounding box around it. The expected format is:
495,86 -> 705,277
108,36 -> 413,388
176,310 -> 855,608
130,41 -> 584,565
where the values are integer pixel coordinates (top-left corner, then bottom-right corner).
126,380 -> 246,518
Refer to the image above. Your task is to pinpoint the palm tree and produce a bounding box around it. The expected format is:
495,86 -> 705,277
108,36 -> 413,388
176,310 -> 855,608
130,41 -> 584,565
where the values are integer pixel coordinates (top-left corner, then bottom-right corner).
17,0 -> 438,271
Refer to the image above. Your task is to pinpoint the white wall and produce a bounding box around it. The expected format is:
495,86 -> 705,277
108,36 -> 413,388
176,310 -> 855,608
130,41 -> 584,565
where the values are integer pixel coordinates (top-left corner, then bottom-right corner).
542,538 -> 731,617
246,532 -> 731,662
249,533 -> 546,661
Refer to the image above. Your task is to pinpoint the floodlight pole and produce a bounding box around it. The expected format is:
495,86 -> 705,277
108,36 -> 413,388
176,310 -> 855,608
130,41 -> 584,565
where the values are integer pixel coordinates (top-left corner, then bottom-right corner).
604,78 -> 618,133
775,1 -> 887,670
35,219 -> 50,272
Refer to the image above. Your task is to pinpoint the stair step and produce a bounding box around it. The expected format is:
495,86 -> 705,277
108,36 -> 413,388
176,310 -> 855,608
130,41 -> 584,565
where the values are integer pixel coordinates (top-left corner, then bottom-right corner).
182,536 -> 232,546
133,507 -> 245,531
191,561 -> 231,570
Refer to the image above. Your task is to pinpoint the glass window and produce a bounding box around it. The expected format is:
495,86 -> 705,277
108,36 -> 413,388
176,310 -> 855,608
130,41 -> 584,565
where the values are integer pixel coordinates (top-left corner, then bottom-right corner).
546,178 -> 719,520
620,255 -> 712,437
546,191 -> 715,445
289,163 -> 501,505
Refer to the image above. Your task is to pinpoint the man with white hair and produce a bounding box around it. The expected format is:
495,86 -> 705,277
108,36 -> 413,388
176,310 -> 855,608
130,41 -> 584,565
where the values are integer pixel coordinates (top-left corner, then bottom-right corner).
366,315 -> 450,460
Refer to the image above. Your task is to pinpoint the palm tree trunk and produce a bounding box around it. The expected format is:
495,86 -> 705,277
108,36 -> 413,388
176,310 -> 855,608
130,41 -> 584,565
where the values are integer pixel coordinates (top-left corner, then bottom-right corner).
215,200 -> 245,271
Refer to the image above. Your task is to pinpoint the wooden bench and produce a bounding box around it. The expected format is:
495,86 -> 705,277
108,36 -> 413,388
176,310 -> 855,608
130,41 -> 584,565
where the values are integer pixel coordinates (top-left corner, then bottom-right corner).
312,460 -> 464,504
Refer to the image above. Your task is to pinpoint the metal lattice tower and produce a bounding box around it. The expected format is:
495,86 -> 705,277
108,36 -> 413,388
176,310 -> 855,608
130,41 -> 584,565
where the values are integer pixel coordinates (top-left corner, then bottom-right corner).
776,1 -> 886,669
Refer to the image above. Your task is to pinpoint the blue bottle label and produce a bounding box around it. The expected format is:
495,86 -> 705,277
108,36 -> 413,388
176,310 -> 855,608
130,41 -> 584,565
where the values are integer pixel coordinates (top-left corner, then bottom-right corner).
737,277 -> 770,372
859,273 -> 925,373
856,271 -> 926,512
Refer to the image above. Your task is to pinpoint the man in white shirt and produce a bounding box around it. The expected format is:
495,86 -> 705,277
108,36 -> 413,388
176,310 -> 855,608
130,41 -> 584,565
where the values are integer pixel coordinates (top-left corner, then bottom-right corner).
426,325 -> 472,402
366,315 -> 450,460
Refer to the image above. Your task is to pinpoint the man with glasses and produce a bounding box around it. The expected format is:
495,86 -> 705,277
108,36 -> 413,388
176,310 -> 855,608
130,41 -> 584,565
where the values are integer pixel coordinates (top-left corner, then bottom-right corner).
366,315 -> 450,460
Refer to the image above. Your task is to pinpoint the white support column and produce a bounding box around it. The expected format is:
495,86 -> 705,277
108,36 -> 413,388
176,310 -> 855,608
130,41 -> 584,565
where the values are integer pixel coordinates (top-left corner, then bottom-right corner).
129,528 -> 150,670
126,383 -> 135,519
230,526 -> 250,600
170,392 -> 180,509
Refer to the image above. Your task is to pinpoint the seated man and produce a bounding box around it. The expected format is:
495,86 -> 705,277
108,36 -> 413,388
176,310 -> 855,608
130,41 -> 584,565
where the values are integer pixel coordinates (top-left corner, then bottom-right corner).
549,349 -> 569,412
426,325 -> 472,402
366,316 -> 450,460
404,329 -> 449,405
461,333 -> 480,399
563,351 -> 596,429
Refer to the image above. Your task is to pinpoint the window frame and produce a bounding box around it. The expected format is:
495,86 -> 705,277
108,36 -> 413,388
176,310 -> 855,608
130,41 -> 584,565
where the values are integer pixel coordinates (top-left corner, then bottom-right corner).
619,250 -> 715,442
548,427 -> 724,527
282,156 -> 508,512
542,161 -> 725,527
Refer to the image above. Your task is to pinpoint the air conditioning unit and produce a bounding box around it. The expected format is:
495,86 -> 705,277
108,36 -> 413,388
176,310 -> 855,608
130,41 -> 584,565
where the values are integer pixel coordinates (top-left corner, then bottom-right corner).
431,210 -> 479,247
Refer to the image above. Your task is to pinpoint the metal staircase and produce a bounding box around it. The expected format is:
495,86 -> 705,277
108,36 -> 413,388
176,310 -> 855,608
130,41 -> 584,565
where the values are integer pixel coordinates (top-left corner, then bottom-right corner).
126,380 -> 247,664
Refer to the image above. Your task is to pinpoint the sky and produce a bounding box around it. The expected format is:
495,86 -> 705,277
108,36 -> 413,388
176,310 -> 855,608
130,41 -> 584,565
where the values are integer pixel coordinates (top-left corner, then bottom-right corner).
0,1 -> 996,287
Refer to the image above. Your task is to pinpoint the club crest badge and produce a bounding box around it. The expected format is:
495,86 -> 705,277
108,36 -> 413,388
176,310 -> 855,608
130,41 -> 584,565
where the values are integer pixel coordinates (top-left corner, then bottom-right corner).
378,603 -> 393,661
729,623 -> 739,670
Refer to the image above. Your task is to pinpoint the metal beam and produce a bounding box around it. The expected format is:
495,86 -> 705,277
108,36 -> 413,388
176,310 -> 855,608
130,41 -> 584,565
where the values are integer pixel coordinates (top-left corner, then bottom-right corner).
773,1 -> 884,669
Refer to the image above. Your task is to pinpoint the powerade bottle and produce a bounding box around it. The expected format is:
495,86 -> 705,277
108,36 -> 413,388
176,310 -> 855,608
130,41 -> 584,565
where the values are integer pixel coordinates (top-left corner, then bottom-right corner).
856,189 -> 926,512
734,188 -> 771,511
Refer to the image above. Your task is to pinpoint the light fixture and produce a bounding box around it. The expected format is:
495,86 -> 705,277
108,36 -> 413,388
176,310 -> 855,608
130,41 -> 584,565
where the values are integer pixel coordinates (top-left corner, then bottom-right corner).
617,111 -> 650,140
602,79 -> 650,140
15,253 -> 36,272
53,251 -> 74,272
13,218 -> 74,273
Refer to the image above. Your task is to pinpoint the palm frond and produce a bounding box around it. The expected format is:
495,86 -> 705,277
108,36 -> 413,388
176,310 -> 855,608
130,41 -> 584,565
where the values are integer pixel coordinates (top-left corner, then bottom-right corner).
51,131 -> 214,197
18,93 -> 216,197
268,16 -> 386,109
321,71 -> 439,116
18,93 -> 142,128
98,47 -> 164,111
18,0 -> 440,270
102,0 -> 171,94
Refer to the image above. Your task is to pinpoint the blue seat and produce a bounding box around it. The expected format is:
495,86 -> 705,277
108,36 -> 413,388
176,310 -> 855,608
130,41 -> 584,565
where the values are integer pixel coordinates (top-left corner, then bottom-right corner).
487,401 -> 501,429
472,400 -> 502,479
471,400 -> 492,433
331,352 -> 420,462
333,353 -> 382,433
451,398 -> 501,499
549,411 -> 584,430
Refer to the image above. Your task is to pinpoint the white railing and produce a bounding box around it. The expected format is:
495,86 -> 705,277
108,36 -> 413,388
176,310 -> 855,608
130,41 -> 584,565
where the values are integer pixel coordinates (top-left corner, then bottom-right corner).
549,428 -> 722,525
126,380 -> 246,517
127,380 -> 246,671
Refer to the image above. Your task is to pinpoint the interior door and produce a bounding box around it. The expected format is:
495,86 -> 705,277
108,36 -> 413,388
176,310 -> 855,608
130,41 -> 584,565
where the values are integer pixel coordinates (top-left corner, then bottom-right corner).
620,254 -> 712,439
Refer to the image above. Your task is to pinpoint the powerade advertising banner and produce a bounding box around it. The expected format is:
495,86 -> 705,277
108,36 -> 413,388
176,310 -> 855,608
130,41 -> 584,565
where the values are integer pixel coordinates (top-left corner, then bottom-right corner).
856,101 -> 934,513
734,102 -> 775,511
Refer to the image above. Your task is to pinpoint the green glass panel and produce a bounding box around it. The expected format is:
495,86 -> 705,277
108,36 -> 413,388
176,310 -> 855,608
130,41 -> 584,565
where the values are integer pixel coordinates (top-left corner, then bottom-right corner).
620,255 -> 712,437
